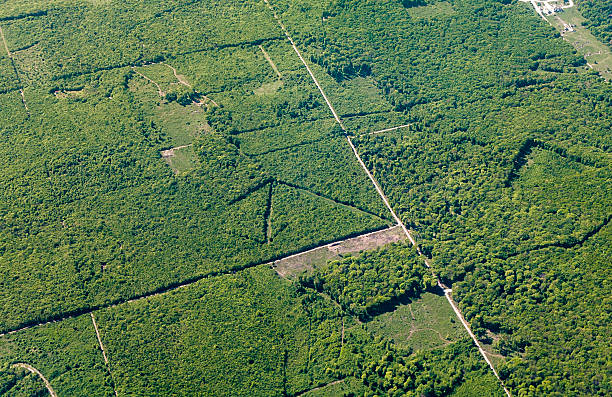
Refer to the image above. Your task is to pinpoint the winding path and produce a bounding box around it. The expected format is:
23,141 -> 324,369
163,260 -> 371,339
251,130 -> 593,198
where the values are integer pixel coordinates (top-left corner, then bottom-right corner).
263,1 -> 511,395
131,67 -> 164,97
10,363 -> 57,397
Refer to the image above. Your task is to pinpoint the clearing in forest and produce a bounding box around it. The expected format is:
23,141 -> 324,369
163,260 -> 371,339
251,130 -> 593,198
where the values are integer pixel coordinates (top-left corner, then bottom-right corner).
272,225 -> 406,279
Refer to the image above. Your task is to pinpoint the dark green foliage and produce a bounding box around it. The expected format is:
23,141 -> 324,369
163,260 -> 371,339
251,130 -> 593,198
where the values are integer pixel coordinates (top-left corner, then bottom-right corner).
361,339 -> 505,397
96,267 -> 364,396
0,0 -> 610,395
401,0 -> 429,8
270,0 -> 612,395
0,367 -> 48,397
269,183 -> 388,251
578,0 -> 612,45
256,137 -> 391,218
457,224 -> 612,396
301,243 -> 435,319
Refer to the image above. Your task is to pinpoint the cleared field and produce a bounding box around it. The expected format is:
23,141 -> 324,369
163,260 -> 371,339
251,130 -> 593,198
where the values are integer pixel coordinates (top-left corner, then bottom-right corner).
273,225 -> 406,279
546,7 -> 612,80
365,291 -> 466,351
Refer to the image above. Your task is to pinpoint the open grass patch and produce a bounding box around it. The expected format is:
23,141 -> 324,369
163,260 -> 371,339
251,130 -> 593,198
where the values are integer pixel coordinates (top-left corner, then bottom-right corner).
366,292 -> 466,351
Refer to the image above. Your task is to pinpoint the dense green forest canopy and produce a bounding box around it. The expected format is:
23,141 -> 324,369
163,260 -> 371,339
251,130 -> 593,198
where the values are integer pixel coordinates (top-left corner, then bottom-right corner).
0,0 -> 610,396
577,0 -> 612,46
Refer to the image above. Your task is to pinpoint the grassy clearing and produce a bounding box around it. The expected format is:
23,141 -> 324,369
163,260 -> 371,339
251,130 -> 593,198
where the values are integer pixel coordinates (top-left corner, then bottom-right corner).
273,225 -> 406,279
407,1 -> 457,20
365,291 -> 466,351
129,75 -> 209,147
546,7 -> 612,80
253,79 -> 283,96
162,145 -> 199,174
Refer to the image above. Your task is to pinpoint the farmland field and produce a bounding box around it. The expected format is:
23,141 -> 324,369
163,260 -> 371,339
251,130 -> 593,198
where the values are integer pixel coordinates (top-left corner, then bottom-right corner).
0,0 -> 610,396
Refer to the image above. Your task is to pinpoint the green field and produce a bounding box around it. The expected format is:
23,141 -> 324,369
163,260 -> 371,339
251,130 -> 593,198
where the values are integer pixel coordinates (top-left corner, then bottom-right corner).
0,0 -> 610,395
545,6 -> 612,80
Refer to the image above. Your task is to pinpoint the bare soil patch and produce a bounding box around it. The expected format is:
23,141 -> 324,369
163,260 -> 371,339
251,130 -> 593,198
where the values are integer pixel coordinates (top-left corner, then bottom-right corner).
272,225 -> 406,279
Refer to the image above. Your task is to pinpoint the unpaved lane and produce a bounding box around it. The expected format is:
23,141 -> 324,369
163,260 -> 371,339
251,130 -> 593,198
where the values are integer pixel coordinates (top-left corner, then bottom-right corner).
263,1 -> 511,395
259,44 -> 282,79
132,67 -> 164,97
0,25 -> 11,57
368,123 -> 412,135
10,363 -> 57,397
0,24 -> 28,111
91,313 -> 119,397
163,62 -> 192,88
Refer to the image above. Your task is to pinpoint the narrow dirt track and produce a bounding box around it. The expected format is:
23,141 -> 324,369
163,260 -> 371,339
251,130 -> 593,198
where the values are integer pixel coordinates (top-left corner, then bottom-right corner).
0,24 -> 28,111
295,379 -> 346,397
368,123 -> 412,135
0,25 -> 11,57
132,67 -> 164,97
259,44 -> 282,79
10,363 -> 58,397
263,1 -> 511,395
163,62 -> 192,88
91,313 -> 119,396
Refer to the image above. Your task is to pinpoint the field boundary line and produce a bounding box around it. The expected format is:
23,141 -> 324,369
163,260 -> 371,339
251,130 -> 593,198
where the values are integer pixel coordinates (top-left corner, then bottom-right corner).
275,179 -> 390,222
263,1 -> 511,395
0,227 -> 395,338
367,123 -> 412,136
10,363 -> 58,397
91,313 -> 119,397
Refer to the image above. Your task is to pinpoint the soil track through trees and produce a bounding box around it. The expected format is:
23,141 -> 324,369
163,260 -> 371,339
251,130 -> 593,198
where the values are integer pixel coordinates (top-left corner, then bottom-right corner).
0,24 -> 28,112
10,363 -> 58,397
132,67 -> 164,97
367,123 -> 412,136
91,313 -> 119,397
258,44 -> 282,79
262,1 -> 511,395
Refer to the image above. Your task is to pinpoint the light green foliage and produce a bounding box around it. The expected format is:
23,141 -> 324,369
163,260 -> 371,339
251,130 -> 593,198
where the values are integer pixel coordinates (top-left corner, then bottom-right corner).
96,267 -> 357,396
0,316 -> 113,396
366,292 -> 466,351
270,0 -> 612,394
257,137 -> 391,218
269,182 -> 388,251
302,243 -> 434,319
0,0 -> 609,395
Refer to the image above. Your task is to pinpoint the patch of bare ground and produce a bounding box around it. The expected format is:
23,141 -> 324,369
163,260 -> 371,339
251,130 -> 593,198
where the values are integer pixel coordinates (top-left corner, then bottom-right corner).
272,225 -> 406,279
295,379 -> 347,397
160,144 -> 193,159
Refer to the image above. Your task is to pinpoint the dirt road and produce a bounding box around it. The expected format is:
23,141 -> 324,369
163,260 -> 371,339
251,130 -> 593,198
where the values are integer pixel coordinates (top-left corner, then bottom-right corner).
10,363 -> 57,397
91,313 -> 119,397
263,1 -> 511,395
